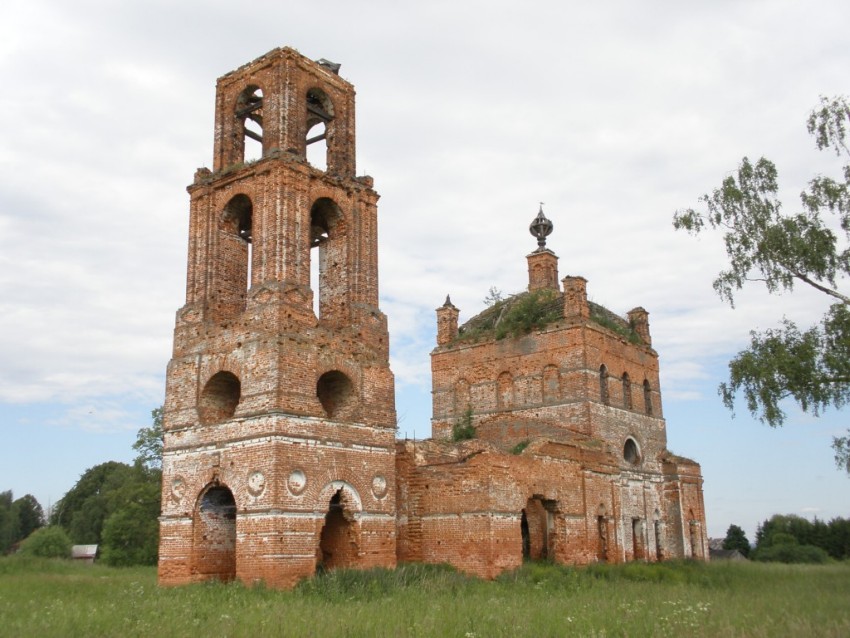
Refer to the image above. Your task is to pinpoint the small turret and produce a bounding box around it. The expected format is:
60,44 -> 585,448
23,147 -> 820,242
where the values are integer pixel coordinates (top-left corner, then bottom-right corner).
562,275 -> 590,320
627,307 -> 652,346
436,295 -> 460,345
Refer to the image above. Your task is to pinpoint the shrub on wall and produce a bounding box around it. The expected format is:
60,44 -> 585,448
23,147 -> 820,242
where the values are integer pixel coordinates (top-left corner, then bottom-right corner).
452,407 -> 476,441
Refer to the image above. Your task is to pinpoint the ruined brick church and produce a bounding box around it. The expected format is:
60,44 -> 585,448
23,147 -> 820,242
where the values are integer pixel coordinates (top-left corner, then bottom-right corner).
158,48 -> 707,588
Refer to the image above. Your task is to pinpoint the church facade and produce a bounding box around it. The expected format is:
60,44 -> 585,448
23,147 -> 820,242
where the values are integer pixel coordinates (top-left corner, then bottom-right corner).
158,48 -> 707,588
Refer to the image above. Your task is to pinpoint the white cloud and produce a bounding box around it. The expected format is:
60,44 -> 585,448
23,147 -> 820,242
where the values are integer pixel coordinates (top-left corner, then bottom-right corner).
1,0 -> 849,464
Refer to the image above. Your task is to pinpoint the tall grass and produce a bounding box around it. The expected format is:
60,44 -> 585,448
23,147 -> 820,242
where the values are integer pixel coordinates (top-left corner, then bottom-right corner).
1,557 -> 848,637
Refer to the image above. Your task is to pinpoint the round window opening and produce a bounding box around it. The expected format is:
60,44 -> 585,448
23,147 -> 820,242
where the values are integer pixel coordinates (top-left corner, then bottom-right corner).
623,438 -> 641,465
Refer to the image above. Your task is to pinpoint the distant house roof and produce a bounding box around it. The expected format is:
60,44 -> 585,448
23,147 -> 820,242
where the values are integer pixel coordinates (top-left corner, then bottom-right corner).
708,538 -> 725,551
71,545 -> 98,560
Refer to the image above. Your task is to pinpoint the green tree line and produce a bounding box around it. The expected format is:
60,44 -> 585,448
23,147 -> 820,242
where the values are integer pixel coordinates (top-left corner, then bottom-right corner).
0,491 -> 45,553
3,407 -> 163,565
725,514 -> 850,564
48,407 -> 163,565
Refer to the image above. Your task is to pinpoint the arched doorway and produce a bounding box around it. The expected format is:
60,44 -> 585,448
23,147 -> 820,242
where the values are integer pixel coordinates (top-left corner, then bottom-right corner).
192,485 -> 237,581
632,518 -> 645,561
597,504 -> 609,562
317,488 -> 359,571
521,497 -> 553,561
654,514 -> 664,561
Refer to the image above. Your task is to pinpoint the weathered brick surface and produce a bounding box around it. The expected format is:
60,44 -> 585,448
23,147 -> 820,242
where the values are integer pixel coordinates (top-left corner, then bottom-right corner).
160,48 -> 396,589
160,48 -> 707,589
406,213 -> 707,577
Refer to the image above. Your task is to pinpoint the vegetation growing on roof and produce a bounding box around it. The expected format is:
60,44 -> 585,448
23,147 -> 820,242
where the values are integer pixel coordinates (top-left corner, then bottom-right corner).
589,302 -> 644,345
454,289 -> 562,344
452,289 -> 644,345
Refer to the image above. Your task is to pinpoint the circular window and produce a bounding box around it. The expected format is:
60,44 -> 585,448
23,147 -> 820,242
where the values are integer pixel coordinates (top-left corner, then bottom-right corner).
623,438 -> 641,465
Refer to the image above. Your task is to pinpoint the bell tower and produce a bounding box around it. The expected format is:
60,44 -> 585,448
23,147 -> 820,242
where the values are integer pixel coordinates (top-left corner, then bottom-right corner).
159,48 -> 397,588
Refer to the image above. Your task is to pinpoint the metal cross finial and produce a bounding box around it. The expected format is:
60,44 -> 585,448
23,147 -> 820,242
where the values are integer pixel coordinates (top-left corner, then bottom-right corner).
529,203 -> 553,249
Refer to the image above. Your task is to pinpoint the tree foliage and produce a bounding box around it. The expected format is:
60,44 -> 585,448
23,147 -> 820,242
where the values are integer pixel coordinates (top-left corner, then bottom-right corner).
0,491 -> 45,553
47,408 -> 163,565
483,286 -> 504,307
19,526 -> 72,559
0,491 -> 15,553
52,461 -> 161,564
133,406 -> 163,470
722,524 -> 750,557
12,494 -> 44,542
674,96 -> 850,473
100,479 -> 161,566
51,461 -> 133,542
752,513 -> 850,561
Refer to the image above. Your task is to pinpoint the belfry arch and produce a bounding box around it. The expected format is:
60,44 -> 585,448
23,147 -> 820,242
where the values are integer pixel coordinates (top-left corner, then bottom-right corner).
309,197 -> 347,321
236,85 -> 264,162
305,88 -> 334,171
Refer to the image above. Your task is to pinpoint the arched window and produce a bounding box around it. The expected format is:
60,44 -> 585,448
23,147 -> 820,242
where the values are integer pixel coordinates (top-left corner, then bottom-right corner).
542,365 -> 559,404
236,85 -> 263,162
199,371 -> 241,425
643,379 -> 652,416
623,437 -> 641,465
599,365 -> 609,405
597,504 -> 609,562
317,370 -> 354,418
632,518 -> 645,561
222,194 -> 253,292
622,372 -> 632,410
688,510 -> 702,558
306,88 -> 334,171
309,198 -> 344,319
654,512 -> 663,561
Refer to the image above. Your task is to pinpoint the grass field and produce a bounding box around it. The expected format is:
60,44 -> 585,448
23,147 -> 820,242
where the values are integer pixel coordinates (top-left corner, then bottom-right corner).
1,557 -> 848,637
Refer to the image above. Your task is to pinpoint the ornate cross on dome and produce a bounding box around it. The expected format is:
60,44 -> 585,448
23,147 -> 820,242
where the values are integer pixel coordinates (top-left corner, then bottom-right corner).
529,203 -> 553,249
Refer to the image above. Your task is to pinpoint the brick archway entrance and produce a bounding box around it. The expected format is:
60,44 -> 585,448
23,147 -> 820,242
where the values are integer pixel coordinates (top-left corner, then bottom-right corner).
521,497 -> 554,561
317,487 -> 360,571
192,484 -> 236,581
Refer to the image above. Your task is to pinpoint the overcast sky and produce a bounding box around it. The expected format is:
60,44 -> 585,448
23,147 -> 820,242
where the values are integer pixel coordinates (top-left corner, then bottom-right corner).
1,0 -> 848,540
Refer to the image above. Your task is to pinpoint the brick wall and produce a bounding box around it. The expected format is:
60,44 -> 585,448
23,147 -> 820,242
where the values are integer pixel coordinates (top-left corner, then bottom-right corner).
160,47 -> 708,590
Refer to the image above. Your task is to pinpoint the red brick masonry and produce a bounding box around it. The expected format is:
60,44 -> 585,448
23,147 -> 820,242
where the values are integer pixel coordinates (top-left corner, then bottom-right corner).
158,48 -> 707,588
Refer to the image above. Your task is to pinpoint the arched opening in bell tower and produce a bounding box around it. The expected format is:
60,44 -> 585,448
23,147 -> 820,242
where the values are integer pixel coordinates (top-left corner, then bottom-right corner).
221,194 -> 253,293
309,198 -> 344,319
199,371 -> 241,425
236,85 -> 264,162
316,370 -> 354,418
306,88 -> 333,171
